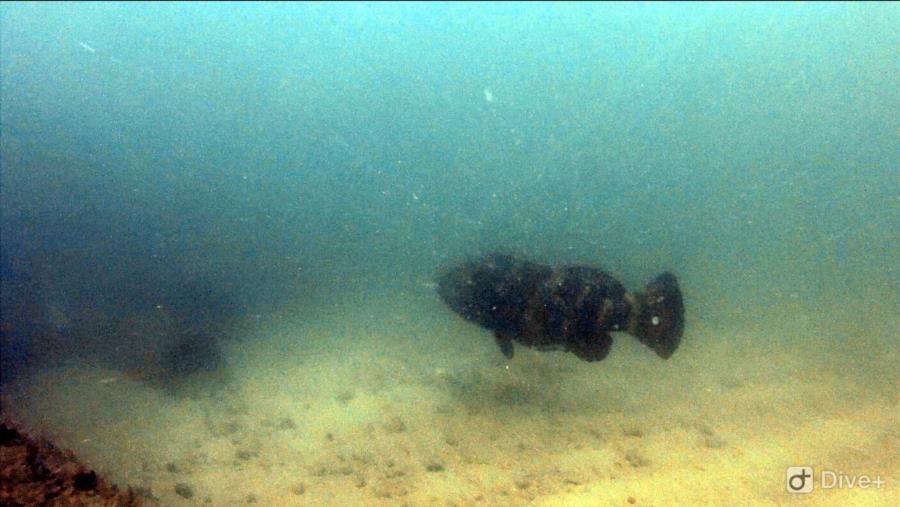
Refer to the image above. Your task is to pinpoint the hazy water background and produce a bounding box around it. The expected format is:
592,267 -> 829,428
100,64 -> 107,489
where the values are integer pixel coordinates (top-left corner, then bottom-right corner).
1,3 -> 898,504
1,0 -> 897,441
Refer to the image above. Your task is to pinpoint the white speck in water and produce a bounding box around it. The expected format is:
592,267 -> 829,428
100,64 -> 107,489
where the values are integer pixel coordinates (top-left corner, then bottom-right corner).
652,316 -> 660,326
483,87 -> 494,103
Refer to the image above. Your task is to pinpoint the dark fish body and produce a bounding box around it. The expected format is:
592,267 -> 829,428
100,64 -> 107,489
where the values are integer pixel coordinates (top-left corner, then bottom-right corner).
437,254 -> 684,362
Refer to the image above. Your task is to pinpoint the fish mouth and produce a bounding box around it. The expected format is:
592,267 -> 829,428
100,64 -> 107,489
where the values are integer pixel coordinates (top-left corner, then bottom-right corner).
436,266 -> 467,312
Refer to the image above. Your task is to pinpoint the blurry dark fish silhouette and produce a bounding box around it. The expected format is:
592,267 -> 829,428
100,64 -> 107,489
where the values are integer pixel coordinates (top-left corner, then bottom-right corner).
437,254 -> 684,362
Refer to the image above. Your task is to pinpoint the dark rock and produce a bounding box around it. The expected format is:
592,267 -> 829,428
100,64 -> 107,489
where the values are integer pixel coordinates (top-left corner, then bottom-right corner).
73,471 -> 97,491
0,423 -> 22,446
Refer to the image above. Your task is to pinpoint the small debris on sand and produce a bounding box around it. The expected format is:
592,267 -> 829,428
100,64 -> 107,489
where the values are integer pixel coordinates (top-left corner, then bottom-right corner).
277,417 -> 297,430
383,416 -> 406,434
236,449 -> 258,461
174,482 -> 194,499
622,425 -> 644,437
424,459 -> 445,472
703,434 -> 727,449
336,390 -> 356,404
695,423 -> 715,436
625,449 -> 650,468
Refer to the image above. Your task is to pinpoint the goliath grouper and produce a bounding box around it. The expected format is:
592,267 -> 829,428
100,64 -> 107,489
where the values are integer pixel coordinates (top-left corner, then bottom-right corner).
437,254 -> 684,362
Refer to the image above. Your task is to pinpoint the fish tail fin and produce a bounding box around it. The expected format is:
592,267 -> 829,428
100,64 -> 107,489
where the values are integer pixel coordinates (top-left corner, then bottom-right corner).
630,272 -> 684,359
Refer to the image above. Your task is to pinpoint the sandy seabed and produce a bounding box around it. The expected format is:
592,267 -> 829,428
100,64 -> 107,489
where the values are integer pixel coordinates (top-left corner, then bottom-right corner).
3,288 -> 897,506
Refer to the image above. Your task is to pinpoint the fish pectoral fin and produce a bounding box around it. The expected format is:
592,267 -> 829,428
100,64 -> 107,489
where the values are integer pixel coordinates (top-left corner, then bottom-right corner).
567,333 -> 612,362
493,331 -> 515,359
